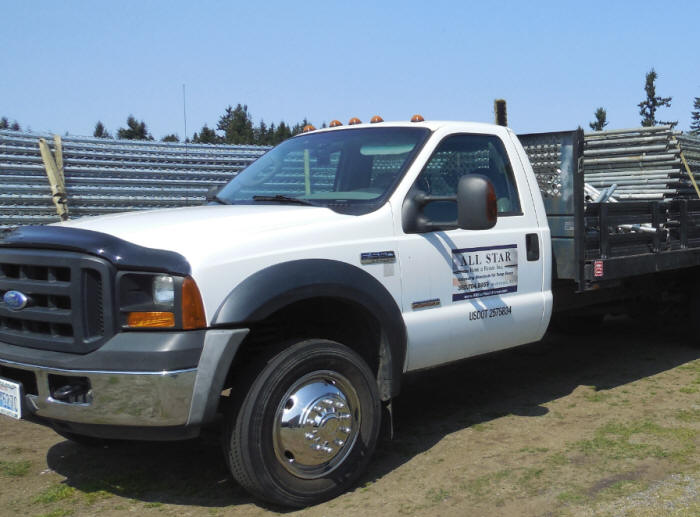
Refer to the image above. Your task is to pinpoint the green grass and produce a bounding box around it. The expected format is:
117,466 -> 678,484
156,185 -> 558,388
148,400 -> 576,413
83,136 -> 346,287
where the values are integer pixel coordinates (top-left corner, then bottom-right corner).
33,484 -> 76,504
0,459 -> 31,477
0,445 -> 25,455
83,489 -> 112,505
585,390 -> 612,403
573,421 -> 696,462
425,487 -> 450,503
518,446 -> 549,454
461,469 -> 511,497
518,467 -> 545,487
77,471 -> 159,498
36,510 -> 72,517
546,452 -> 569,467
675,409 -> 700,423
557,490 -> 585,505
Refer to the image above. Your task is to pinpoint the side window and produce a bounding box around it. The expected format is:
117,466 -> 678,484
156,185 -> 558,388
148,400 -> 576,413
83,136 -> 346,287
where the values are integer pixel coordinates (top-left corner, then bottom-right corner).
415,134 -> 522,222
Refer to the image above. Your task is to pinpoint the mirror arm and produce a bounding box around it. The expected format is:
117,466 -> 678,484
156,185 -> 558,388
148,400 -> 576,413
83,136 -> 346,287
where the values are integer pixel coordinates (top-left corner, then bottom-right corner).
414,193 -> 456,207
402,192 -> 460,233
422,221 -> 458,232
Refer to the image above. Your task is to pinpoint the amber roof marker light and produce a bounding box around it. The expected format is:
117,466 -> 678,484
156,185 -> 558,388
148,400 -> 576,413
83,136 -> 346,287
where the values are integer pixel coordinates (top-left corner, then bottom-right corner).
302,124 -> 316,133
370,115 -> 384,123
329,120 -> 342,127
348,117 -> 362,125
411,114 -> 425,122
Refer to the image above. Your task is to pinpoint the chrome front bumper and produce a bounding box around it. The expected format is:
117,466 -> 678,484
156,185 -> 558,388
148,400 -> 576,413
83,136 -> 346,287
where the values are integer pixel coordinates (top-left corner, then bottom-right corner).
1,358 -> 197,427
0,328 -> 249,431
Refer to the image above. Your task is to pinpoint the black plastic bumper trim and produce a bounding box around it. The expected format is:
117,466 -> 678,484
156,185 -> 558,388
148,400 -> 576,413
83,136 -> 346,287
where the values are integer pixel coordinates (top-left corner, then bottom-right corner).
0,330 -> 207,372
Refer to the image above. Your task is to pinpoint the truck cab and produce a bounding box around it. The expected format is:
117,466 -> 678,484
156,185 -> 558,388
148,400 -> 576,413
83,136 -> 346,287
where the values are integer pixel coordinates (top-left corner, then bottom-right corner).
0,120 -> 552,507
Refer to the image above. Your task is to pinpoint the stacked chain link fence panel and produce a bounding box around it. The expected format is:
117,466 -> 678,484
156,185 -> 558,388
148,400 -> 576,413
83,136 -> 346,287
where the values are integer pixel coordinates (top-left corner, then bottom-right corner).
583,126 -> 700,201
3,127 -> 700,231
0,129 -> 269,230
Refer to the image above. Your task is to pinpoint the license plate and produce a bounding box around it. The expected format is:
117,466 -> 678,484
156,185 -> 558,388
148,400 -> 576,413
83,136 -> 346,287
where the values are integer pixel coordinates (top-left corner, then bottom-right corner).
0,377 -> 21,420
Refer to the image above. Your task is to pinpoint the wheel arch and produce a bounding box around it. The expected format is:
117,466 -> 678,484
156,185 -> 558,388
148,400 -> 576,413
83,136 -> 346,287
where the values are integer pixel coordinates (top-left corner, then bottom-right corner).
212,259 -> 406,400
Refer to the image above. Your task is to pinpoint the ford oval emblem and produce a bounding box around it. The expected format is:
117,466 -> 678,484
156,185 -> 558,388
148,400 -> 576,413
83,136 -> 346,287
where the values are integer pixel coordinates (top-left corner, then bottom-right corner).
3,290 -> 29,311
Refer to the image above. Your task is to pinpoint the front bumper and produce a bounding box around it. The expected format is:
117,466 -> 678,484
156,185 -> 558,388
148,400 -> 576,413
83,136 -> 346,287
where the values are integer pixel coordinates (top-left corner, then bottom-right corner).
0,328 -> 249,438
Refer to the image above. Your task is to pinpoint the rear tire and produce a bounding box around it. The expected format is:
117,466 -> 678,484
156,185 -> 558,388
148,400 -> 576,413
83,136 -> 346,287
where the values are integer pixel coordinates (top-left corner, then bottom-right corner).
223,339 -> 381,508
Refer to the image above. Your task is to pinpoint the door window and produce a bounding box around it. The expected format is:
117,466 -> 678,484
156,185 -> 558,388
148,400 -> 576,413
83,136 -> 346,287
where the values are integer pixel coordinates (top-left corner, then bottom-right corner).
415,134 -> 522,222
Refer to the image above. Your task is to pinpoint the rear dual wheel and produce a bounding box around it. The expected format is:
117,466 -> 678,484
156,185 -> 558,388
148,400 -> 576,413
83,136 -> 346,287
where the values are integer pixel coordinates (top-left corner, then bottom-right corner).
223,339 -> 381,507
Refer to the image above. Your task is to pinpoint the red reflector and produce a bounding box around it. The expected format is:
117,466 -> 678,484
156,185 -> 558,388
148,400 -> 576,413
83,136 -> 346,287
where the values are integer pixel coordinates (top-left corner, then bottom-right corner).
594,260 -> 604,277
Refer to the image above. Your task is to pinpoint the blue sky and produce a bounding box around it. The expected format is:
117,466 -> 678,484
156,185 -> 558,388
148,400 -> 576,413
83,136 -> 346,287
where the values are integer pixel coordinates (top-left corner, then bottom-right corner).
2,1 -> 699,139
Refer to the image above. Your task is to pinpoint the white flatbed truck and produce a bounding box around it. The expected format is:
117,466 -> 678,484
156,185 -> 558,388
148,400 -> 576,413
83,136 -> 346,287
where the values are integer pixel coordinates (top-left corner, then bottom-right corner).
1,119 -> 699,507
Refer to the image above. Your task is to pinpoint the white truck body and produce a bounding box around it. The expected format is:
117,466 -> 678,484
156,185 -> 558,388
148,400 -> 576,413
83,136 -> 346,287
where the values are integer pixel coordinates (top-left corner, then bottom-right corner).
16,120 -> 691,507
60,121 -> 553,372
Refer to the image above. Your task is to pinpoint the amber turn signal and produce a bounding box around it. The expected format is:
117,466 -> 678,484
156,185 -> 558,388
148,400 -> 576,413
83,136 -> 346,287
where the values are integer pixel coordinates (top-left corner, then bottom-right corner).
348,117 -> 362,125
182,276 -> 207,329
127,311 -> 175,328
411,114 -> 425,122
370,115 -> 383,123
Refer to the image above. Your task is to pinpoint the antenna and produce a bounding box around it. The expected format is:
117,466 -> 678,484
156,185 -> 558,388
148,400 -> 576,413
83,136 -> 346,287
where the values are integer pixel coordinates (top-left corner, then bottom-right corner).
182,84 -> 188,148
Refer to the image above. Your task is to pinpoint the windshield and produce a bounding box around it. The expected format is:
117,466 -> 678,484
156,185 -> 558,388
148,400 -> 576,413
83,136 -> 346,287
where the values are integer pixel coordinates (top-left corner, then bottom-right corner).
216,127 -> 430,215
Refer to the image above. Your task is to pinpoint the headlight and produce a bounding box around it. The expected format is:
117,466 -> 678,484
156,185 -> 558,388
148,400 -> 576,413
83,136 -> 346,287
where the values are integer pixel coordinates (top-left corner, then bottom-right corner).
153,275 -> 175,306
117,273 -> 206,330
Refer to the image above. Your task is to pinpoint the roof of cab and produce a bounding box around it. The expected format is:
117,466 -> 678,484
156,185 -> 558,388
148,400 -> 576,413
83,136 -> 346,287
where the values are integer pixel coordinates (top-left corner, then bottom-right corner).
306,120 -> 509,135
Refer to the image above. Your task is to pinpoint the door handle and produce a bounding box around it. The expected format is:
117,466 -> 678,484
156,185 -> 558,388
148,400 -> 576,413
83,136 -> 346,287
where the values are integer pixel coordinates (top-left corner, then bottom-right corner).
526,233 -> 539,261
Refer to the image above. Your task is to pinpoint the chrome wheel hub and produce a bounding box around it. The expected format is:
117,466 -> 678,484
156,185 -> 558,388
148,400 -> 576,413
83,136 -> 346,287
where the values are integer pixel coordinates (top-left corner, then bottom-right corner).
273,370 -> 360,479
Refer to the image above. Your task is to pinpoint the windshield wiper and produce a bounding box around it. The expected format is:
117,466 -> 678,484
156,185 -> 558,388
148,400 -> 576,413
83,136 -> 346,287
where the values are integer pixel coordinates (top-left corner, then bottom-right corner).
252,195 -> 316,206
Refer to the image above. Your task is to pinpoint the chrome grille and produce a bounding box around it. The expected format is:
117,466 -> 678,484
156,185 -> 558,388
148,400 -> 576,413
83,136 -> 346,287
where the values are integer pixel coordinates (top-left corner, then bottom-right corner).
0,249 -> 114,353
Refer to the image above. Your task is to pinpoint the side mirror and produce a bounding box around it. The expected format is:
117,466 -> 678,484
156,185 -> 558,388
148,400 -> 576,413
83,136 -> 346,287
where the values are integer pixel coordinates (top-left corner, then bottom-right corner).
206,185 -> 222,202
457,175 -> 497,230
402,175 -> 498,233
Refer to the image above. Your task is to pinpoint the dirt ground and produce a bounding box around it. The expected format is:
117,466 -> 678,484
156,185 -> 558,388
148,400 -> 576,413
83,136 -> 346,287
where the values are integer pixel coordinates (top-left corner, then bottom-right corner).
1,316 -> 699,517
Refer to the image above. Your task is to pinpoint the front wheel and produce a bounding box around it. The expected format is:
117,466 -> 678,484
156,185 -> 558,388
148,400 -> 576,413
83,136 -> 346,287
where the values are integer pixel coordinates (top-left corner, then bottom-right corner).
223,339 -> 381,507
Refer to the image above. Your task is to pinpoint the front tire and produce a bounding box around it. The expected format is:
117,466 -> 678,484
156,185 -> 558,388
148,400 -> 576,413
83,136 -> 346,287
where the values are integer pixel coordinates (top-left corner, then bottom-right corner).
223,339 -> 381,507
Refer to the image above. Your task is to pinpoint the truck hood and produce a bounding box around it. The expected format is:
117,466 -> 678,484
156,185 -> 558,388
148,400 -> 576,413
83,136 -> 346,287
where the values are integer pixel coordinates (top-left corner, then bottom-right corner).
59,204 -> 352,268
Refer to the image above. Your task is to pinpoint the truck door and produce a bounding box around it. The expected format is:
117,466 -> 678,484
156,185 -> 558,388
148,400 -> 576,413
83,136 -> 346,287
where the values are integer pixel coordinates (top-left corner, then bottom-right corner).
397,131 -> 547,371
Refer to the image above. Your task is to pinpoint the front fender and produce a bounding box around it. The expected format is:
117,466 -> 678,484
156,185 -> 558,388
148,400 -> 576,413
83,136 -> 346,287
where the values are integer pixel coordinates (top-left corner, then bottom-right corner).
211,259 -> 406,398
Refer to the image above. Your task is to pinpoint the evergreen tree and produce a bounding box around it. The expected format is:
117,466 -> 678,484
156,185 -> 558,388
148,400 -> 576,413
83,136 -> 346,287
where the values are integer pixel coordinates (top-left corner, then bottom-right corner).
217,104 -> 254,144
10,121 -> 20,131
274,121 -> 292,144
291,118 -> 311,137
638,68 -> 676,127
93,121 -> 111,138
589,107 -> 608,131
192,124 -> 220,144
117,115 -> 153,140
691,96 -> 700,135
161,134 -> 179,142
0,117 -> 8,129
255,120 -> 268,145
